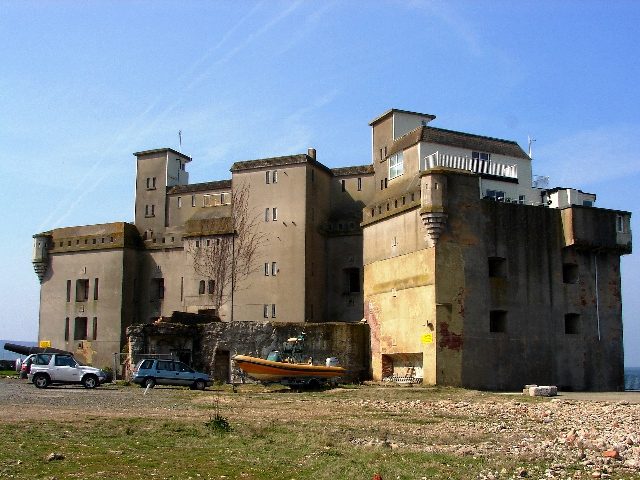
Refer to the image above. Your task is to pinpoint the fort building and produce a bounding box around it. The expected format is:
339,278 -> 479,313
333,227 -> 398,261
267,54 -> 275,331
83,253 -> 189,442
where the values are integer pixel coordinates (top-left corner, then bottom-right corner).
32,108 -> 632,390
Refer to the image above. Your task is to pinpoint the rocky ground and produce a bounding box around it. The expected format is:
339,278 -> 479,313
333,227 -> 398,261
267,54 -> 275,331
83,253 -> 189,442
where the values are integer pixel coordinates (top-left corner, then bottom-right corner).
348,395 -> 640,479
1,378 -> 639,479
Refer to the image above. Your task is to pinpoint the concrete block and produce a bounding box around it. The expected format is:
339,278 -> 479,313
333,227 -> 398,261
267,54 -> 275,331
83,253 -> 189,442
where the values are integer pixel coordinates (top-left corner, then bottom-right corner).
523,384 -> 537,394
528,385 -> 558,397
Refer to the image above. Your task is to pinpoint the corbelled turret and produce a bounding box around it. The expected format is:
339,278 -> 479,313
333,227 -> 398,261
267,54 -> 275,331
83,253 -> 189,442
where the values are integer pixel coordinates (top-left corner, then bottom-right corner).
32,233 -> 51,283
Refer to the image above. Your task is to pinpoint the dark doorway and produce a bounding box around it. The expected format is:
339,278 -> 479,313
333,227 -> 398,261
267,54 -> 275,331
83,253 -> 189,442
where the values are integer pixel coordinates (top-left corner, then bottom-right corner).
214,350 -> 230,383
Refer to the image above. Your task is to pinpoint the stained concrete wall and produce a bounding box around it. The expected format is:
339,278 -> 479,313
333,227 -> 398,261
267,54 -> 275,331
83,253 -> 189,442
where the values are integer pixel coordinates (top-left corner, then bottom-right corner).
439,171 -> 627,391
128,321 -> 370,383
363,168 -> 629,391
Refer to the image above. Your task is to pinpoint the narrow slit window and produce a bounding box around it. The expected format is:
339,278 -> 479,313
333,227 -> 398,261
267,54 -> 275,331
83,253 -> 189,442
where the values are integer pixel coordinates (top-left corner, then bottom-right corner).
489,310 -> 507,333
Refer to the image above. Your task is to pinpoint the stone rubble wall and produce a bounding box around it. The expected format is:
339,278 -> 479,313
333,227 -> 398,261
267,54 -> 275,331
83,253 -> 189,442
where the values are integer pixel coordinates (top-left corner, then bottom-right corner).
127,321 -> 370,383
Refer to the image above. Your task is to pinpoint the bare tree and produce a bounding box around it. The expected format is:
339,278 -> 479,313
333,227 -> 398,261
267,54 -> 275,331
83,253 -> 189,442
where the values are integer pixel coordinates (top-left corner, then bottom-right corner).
185,182 -> 266,316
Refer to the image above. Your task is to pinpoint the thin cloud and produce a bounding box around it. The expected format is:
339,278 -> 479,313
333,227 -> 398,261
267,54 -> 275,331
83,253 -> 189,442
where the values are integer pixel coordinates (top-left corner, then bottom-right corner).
534,124 -> 640,189
36,3 -> 278,230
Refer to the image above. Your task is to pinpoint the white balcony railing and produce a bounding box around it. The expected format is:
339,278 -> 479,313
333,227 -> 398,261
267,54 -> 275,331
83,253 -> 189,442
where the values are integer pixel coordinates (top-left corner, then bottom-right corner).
421,151 -> 518,180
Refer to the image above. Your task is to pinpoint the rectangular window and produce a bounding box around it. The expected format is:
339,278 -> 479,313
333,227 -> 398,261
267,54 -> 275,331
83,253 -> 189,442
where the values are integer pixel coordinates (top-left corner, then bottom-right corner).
203,195 -> 211,207
199,280 -> 205,295
616,214 -> 625,233
152,177 -> 156,188
192,195 -> 196,207
152,278 -> 164,300
177,197 -> 182,208
565,313 -> 580,334
357,177 -> 362,191
76,279 -> 89,302
180,277 -> 184,301
265,208 -> 270,222
151,204 -> 155,216
271,262 -> 277,276
341,179 -> 346,192
93,278 -> 99,300
64,317 -> 69,341
266,171 -> 271,184
472,151 -> 491,162
208,280 -> 215,294
518,195 -> 526,204
563,263 -> 579,284
389,151 -> 404,179
488,257 -> 506,278
264,263 -> 269,276
489,311 -> 507,333
273,170 -> 278,183
263,304 -> 269,318
583,200 -> 593,207
485,190 -> 505,201
271,304 -> 276,318
74,317 -> 88,340
272,207 -> 277,221
66,280 -> 71,302
92,317 -> 98,340
344,268 -> 360,293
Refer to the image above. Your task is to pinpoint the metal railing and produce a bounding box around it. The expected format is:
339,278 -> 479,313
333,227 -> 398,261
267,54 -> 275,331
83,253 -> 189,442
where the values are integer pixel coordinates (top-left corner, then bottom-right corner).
422,151 -> 518,180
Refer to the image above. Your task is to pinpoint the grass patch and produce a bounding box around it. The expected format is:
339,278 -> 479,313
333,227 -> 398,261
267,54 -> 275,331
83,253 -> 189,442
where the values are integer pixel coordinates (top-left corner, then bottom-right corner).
1,384 -> 636,480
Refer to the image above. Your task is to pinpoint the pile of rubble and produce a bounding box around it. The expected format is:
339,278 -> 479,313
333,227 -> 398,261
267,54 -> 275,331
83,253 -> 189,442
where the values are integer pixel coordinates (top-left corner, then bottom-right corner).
350,395 -> 640,478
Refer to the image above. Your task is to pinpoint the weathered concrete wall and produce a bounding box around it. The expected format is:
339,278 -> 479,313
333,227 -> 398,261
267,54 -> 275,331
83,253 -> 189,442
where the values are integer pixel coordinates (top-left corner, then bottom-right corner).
363,167 -> 628,391
128,321 -> 370,383
561,206 -> 632,254
441,171 -> 626,391
364,243 -> 436,383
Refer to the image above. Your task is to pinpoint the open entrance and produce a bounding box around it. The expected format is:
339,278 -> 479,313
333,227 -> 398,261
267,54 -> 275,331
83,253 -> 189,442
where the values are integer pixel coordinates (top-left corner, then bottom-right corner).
381,353 -> 423,384
214,350 -> 230,383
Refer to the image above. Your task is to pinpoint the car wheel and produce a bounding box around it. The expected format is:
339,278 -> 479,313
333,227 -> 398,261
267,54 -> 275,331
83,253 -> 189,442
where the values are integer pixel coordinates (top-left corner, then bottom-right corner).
194,379 -> 206,391
144,377 -> 156,388
33,374 -> 50,389
82,375 -> 98,389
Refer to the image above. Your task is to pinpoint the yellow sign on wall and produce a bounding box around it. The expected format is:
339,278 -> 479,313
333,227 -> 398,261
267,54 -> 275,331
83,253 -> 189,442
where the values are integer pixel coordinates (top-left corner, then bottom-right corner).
39,340 -> 51,348
421,333 -> 433,344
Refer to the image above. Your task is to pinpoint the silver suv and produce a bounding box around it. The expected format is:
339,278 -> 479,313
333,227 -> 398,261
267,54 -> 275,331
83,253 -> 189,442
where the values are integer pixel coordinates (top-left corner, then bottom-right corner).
28,353 -> 107,389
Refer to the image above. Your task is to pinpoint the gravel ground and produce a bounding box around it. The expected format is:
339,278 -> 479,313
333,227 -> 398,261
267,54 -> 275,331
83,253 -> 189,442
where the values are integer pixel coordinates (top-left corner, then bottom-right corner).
2,377 -> 640,479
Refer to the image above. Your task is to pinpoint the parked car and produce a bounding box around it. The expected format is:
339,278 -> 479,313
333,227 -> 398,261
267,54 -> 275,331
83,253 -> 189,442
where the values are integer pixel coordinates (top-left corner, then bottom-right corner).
28,353 -> 108,389
15,354 -> 36,379
132,359 -> 211,390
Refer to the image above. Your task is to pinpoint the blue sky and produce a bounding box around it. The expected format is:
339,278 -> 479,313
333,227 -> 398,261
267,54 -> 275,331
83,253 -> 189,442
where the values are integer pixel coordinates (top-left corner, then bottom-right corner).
1,1 -> 639,364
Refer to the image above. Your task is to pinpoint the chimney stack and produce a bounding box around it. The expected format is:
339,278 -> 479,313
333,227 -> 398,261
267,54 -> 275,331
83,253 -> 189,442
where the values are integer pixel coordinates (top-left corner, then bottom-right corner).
307,148 -> 316,160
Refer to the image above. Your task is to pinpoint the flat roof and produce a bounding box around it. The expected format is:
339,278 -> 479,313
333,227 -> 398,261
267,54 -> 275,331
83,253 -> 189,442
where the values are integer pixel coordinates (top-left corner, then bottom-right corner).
133,148 -> 192,161
369,108 -> 436,126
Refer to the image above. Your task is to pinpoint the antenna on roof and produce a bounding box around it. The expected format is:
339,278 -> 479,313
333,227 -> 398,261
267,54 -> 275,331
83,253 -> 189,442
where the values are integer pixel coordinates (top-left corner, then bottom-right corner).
178,130 -> 183,152
528,135 -> 536,159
